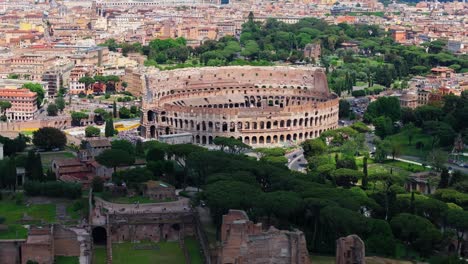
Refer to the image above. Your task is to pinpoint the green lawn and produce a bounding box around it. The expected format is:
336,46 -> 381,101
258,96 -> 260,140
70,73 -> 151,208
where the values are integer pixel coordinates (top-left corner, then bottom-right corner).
386,129 -> 436,158
311,255 -> 334,264
40,151 -> 76,169
185,237 -> 204,264
383,160 -> 427,173
55,256 -> 79,264
93,245 -> 107,264
112,241 -> 185,264
0,198 -> 56,239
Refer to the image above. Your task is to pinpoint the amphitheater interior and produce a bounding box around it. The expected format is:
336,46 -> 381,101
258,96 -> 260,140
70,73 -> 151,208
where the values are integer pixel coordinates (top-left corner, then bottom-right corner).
140,66 -> 339,146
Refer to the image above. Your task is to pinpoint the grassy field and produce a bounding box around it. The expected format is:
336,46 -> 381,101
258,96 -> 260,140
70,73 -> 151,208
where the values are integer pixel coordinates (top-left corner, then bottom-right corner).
55,256 -> 79,264
386,129 -> 435,159
0,198 -> 56,239
383,160 -> 426,173
185,236 -> 204,264
311,255 -> 334,264
93,245 -> 106,264
311,255 -> 413,264
112,241 -> 185,264
40,151 -> 75,169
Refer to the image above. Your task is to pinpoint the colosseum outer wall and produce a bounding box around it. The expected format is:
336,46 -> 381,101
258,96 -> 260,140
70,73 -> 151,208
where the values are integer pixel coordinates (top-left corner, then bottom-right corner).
141,66 -> 339,146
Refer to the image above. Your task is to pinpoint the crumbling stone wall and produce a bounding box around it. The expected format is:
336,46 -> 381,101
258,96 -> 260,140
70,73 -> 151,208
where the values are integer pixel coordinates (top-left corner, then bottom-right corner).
219,209 -> 311,264
0,240 -> 23,264
336,234 -> 365,264
53,225 -> 81,257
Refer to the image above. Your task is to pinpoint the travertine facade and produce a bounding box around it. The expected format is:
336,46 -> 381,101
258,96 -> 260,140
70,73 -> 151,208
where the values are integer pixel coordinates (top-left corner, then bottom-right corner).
141,66 -> 339,146
219,210 -> 311,264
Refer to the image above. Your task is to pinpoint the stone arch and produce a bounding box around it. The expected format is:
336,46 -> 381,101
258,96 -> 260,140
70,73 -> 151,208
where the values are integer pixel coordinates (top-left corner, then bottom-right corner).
147,110 -> 155,122
195,135 -> 200,144
266,121 -> 271,129
259,136 -> 265,144
293,133 -> 297,141
293,119 -> 298,126
252,136 -> 257,144
280,135 -> 285,142
222,122 -> 228,132
209,136 -> 213,144
286,134 -> 291,141
150,125 -> 156,138
92,226 -> 107,245
244,136 -> 250,144
202,136 -> 207,144
266,136 -> 271,143
273,135 -> 278,143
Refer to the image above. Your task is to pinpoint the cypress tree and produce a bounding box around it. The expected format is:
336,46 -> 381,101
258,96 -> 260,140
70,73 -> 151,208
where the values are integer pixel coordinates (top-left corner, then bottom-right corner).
410,191 -> 415,214
438,168 -> 449,188
113,101 -> 117,118
362,156 -> 368,189
105,118 -> 114,137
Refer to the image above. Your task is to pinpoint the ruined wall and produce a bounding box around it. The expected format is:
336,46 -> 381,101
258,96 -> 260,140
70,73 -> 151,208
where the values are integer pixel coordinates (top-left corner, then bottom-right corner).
106,212 -> 195,243
21,243 -> 54,264
0,240 -> 23,264
53,226 -> 81,257
336,235 -> 365,264
219,209 -> 311,264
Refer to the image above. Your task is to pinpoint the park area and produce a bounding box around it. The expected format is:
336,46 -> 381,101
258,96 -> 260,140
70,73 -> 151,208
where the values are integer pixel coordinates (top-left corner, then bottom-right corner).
0,195 -> 56,239
93,238 -> 203,264
0,194 -> 86,240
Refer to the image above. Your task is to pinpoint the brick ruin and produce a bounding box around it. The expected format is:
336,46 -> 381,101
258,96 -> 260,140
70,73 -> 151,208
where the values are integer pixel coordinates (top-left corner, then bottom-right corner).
0,225 -> 90,264
218,210 -> 311,264
336,234 -> 366,264
141,66 -> 339,146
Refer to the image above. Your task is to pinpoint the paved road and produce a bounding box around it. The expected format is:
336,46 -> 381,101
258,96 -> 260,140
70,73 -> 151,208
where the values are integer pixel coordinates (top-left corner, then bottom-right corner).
286,149 -> 307,172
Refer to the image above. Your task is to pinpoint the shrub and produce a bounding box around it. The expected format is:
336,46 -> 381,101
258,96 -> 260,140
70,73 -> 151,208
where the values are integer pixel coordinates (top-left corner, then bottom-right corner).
24,181 -> 82,199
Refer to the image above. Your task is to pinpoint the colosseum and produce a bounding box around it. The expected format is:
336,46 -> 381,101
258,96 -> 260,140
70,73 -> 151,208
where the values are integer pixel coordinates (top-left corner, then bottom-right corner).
140,66 -> 339,146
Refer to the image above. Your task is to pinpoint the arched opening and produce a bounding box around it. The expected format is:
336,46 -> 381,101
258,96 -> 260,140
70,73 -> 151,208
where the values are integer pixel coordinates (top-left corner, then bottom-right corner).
259,136 -> 264,144
266,136 -> 271,143
171,223 -> 181,231
252,136 -> 257,144
92,227 -> 107,245
150,125 -> 156,138
244,136 -> 250,144
165,127 -> 170,135
147,110 -> 155,122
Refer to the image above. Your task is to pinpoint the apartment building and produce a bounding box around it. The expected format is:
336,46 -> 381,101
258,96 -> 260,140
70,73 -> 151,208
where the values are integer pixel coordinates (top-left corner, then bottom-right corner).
0,88 -> 38,121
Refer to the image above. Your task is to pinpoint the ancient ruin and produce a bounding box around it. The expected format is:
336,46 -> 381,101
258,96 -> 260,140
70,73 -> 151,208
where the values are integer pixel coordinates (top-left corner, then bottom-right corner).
141,66 -> 339,145
336,234 -> 366,264
218,209 -> 311,264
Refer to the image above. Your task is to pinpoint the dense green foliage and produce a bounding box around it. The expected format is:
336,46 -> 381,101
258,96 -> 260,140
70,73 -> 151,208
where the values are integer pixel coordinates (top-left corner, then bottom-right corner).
24,181 -> 82,199
85,126 -> 101,137
32,127 -> 67,150
22,83 -> 45,106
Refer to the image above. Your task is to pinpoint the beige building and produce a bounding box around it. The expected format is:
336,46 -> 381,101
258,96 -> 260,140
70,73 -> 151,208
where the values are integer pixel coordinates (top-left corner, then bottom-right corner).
0,88 -> 38,121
